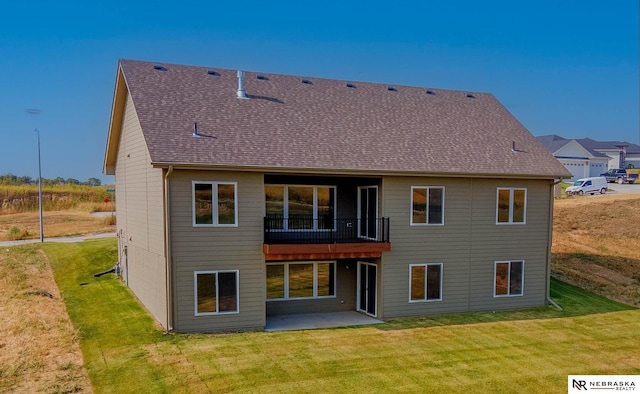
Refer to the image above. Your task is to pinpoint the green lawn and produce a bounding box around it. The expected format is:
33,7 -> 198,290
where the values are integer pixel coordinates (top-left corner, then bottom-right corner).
42,239 -> 640,393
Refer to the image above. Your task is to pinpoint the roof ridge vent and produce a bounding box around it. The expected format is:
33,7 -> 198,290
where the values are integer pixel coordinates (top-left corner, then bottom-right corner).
426,89 -> 436,95
346,82 -> 356,88
236,70 -> 248,99
466,92 -> 475,98
207,69 -> 220,76
387,86 -> 397,92
301,78 -> 313,84
256,74 -> 269,80
153,63 -> 167,71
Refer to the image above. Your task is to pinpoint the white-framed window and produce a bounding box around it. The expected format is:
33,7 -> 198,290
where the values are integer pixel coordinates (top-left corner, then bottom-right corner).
409,263 -> 443,302
410,186 -> 444,225
265,185 -> 336,230
494,261 -> 524,297
192,181 -> 238,227
194,270 -> 239,315
266,261 -> 336,300
496,188 -> 526,224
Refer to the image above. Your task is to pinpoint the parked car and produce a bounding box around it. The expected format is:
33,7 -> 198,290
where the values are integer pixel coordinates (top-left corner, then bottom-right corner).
600,169 -> 638,184
566,177 -> 608,196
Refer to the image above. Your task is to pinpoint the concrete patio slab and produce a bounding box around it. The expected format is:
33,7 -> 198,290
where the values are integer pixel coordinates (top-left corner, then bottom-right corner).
265,311 -> 383,332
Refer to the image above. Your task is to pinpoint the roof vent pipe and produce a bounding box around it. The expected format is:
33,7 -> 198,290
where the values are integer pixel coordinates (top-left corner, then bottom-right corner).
236,70 -> 248,99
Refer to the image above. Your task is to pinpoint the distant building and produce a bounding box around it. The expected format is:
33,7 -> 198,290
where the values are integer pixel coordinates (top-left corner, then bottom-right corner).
537,135 -> 640,181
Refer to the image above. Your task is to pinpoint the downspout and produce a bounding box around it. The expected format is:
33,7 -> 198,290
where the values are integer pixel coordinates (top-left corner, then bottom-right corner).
164,165 -> 174,331
546,178 -> 564,311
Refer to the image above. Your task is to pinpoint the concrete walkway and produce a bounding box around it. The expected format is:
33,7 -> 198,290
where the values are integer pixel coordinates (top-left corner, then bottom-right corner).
0,232 -> 116,247
265,311 -> 383,332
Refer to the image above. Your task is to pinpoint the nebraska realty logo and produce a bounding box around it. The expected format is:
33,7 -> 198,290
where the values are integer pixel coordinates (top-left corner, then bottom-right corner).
569,375 -> 638,392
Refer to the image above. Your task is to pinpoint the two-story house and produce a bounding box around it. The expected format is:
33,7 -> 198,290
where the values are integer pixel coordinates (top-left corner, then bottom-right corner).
103,59 -> 571,333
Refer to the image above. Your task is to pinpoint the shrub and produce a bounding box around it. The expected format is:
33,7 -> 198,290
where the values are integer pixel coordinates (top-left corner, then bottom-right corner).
7,226 -> 29,240
102,216 -> 116,226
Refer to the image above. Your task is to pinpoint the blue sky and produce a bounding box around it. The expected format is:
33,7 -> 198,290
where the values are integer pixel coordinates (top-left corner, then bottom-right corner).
1,1 -> 638,184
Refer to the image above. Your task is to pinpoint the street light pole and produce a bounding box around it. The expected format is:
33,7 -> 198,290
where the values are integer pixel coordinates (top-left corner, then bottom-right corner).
36,128 -> 44,242
27,108 -> 44,243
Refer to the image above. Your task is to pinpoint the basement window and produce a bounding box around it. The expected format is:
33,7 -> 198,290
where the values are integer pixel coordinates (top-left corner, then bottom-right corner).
409,263 -> 443,302
194,270 -> 239,315
494,261 -> 524,297
266,261 -> 336,300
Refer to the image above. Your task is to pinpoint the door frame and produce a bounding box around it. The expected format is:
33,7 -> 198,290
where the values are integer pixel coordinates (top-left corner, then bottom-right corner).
357,261 -> 377,317
357,185 -> 379,240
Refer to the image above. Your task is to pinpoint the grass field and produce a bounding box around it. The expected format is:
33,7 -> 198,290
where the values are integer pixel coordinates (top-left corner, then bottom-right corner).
32,239 -> 638,393
2,193 -> 639,393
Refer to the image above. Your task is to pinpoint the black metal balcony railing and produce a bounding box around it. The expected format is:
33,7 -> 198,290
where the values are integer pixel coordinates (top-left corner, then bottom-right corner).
264,215 -> 390,244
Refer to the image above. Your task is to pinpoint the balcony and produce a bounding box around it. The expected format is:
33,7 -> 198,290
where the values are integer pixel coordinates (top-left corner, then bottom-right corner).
263,215 -> 390,261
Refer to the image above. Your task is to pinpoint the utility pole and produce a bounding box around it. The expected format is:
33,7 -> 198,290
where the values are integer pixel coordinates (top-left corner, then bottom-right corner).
36,128 -> 43,242
27,109 -> 44,242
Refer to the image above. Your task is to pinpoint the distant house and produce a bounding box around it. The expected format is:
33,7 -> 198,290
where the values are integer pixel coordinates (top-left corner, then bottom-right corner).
577,138 -> 640,170
104,59 -> 570,333
536,135 -> 609,180
537,135 -> 640,181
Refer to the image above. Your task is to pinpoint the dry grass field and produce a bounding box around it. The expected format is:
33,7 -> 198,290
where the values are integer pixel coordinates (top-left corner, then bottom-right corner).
0,246 -> 92,393
552,193 -> 640,306
0,205 -> 115,241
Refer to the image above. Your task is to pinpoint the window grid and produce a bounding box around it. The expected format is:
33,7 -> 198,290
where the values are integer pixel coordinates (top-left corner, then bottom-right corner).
409,263 -> 443,302
266,261 -> 336,301
496,187 -> 526,225
265,184 -> 337,231
194,270 -> 239,316
410,186 -> 445,226
192,181 -> 238,227
493,261 -> 524,297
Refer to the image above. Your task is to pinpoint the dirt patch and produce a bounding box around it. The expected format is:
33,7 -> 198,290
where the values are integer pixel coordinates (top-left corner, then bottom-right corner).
0,246 -> 92,393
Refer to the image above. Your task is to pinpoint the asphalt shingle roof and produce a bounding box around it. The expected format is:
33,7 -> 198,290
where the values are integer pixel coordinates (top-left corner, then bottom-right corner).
577,138 -> 640,155
536,135 -> 571,154
114,59 -> 570,178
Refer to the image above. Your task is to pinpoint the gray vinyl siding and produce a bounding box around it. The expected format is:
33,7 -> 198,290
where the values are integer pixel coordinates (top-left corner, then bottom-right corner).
380,176 -> 552,319
381,177 -> 472,319
169,170 -> 265,333
115,93 -> 167,327
467,179 -> 551,311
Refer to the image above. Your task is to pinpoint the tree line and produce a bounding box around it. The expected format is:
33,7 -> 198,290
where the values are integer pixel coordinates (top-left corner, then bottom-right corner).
0,173 -> 102,186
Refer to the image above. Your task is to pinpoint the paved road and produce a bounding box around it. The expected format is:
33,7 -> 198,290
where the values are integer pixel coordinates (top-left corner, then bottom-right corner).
0,232 -> 116,248
605,182 -> 640,194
